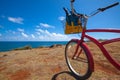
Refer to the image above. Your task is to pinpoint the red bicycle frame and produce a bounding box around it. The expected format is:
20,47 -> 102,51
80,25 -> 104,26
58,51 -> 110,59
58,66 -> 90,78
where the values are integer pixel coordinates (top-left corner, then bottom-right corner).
67,1 -> 120,72
72,28 -> 120,72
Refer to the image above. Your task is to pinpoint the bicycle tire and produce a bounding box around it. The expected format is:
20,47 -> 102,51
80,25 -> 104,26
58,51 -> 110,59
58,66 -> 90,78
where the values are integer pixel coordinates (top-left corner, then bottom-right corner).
65,40 -> 93,79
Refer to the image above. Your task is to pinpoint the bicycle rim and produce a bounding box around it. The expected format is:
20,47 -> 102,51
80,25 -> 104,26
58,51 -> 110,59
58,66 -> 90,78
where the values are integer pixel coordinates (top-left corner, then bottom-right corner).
65,41 -> 91,79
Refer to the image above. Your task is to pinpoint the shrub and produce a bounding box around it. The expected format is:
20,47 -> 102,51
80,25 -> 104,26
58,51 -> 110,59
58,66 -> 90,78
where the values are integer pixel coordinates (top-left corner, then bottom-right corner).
13,45 -> 32,50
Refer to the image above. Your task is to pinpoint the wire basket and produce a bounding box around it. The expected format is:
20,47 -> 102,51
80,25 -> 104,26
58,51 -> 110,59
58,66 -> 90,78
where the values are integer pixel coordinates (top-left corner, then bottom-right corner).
64,16 -> 83,34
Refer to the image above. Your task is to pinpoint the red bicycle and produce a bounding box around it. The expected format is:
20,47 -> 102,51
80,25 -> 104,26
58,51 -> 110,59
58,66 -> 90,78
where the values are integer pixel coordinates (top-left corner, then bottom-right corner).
64,0 -> 120,79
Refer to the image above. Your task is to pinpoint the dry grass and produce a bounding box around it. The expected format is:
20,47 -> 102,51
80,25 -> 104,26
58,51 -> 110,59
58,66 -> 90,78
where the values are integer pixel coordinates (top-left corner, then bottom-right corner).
0,42 -> 120,80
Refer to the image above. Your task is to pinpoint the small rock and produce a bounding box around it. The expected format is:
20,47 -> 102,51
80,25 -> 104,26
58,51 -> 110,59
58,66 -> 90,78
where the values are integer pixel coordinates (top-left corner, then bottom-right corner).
49,44 -> 62,48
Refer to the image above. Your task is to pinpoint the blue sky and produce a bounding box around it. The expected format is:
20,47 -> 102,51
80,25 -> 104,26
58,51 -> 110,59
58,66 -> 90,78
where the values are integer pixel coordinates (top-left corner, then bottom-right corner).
0,0 -> 120,41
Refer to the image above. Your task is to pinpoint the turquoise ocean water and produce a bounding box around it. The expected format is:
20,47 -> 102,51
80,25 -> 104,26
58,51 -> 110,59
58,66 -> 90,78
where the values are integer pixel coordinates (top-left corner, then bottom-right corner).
0,41 -> 68,52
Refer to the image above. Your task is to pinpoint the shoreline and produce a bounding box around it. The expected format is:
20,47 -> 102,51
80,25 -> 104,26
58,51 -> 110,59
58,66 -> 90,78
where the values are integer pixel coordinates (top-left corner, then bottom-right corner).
0,41 -> 68,52
0,41 -> 120,79
0,44 -> 65,52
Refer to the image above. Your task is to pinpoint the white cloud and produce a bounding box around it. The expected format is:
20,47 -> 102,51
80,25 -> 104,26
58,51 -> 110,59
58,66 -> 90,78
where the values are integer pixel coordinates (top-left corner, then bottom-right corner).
21,32 -> 28,38
58,16 -> 66,27
58,16 -> 65,21
36,25 -> 40,28
6,30 -> 16,34
40,23 -> 55,28
44,30 -> 52,36
36,28 -> 74,41
18,28 -> 24,32
0,33 -> 2,36
17,28 -> 29,38
36,29 -> 44,33
8,17 -> 24,24
39,36 -> 44,40
31,34 -> 35,38
36,32 -> 40,35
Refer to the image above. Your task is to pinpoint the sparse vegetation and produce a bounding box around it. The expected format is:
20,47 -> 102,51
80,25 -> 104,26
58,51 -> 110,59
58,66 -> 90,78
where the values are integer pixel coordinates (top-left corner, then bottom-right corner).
13,45 -> 32,50
49,44 -> 63,48
98,39 -> 108,41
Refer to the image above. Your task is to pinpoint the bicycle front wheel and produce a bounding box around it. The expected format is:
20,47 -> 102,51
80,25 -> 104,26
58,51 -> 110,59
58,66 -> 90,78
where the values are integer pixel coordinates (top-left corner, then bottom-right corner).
65,40 -> 92,79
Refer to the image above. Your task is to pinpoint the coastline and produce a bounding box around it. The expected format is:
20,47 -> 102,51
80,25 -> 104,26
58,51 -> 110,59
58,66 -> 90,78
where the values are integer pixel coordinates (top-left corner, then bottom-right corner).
0,42 -> 120,80
0,41 -> 68,52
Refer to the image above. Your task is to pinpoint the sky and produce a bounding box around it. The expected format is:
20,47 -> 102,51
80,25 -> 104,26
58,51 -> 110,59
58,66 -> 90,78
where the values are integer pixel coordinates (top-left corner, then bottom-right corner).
0,0 -> 120,41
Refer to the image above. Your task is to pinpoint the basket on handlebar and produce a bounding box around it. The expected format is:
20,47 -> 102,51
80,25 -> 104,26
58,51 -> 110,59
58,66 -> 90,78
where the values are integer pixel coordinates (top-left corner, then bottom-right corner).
63,1 -> 119,34
64,9 -> 83,34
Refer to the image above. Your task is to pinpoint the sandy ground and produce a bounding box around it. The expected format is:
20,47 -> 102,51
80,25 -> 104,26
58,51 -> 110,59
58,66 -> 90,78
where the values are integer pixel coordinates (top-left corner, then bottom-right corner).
0,42 -> 120,80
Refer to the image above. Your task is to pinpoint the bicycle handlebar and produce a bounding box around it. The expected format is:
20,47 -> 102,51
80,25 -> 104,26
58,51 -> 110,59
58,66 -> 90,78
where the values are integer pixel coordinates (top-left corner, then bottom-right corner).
87,2 -> 119,17
64,1 -> 119,18
98,2 -> 119,12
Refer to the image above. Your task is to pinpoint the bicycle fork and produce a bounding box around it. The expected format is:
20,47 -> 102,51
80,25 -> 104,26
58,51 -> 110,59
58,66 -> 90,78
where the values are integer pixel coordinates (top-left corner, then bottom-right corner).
72,41 -> 83,59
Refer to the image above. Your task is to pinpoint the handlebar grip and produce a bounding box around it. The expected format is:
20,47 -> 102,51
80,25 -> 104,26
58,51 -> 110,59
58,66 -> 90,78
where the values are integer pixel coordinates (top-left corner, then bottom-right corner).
98,2 -> 119,11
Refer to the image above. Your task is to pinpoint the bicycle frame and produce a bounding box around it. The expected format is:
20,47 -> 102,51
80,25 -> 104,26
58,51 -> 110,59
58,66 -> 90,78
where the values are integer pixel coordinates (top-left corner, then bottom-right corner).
66,0 -> 120,72
72,28 -> 120,71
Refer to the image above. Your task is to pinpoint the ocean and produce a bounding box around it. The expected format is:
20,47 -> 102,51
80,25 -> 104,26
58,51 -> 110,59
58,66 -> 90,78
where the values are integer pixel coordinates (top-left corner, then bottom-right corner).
0,41 -> 68,52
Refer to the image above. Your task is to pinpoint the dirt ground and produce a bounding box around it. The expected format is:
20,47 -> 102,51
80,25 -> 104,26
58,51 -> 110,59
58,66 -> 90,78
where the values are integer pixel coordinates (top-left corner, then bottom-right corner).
0,42 -> 120,80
